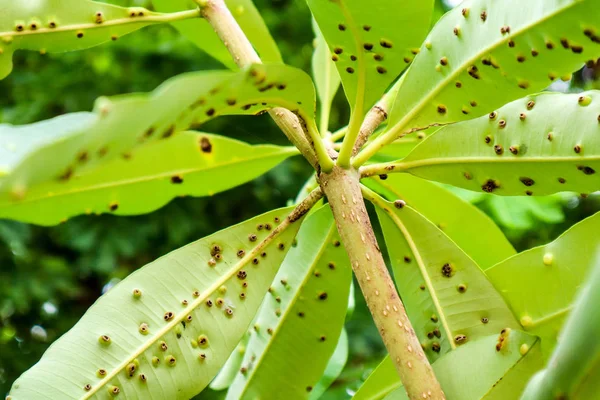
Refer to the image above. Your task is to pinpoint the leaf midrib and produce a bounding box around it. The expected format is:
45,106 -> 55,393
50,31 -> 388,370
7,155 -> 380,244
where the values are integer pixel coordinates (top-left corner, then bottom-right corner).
396,154 -> 600,172
380,203 -> 456,350
0,147 -> 298,207
237,222 -> 336,397
82,215 -> 294,399
0,9 -> 199,39
388,0 -> 581,135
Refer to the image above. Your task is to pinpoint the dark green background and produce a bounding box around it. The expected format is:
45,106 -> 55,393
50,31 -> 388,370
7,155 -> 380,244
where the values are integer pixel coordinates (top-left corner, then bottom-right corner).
2,0 -> 600,398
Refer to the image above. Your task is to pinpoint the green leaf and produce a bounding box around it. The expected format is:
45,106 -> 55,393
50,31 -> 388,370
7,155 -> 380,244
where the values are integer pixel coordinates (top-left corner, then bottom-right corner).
0,64 -> 315,200
520,249 -> 600,400
312,20 -> 341,133
151,0 -> 282,69
0,132 -> 297,225
384,332 -> 543,400
0,1 -> 192,80
210,331 -> 251,391
226,206 -> 352,399
486,211 -> 600,356
352,356 -> 400,400
311,329 -> 349,400
395,91 -> 600,196
9,206 -> 304,400
365,173 -> 515,269
306,0 -> 433,117
388,0 -> 600,130
483,195 -> 565,231
371,195 -> 519,362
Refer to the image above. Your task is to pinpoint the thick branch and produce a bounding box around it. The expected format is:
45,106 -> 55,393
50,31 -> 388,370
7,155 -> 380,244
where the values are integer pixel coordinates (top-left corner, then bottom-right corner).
198,0 -> 333,172
319,166 -> 444,400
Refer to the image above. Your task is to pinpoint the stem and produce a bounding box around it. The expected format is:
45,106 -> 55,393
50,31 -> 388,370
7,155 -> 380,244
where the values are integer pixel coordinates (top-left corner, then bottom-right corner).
198,0 -> 334,172
0,9 -> 201,41
319,166 -> 444,400
354,121 -> 448,167
351,105 -> 387,156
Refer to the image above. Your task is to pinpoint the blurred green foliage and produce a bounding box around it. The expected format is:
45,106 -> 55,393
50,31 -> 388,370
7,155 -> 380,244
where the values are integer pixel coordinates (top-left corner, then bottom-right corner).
1,0 -> 600,398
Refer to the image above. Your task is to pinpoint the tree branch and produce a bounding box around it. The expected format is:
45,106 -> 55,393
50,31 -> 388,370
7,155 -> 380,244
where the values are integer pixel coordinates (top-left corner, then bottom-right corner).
320,167 -> 444,399
197,0 -> 334,172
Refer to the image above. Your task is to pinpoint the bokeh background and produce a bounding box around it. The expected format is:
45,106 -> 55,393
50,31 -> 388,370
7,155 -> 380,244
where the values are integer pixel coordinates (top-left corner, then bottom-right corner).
2,0 -> 600,398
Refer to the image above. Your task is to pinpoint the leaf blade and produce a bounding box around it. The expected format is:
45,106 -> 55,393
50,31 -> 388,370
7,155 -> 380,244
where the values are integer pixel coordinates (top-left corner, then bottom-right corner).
365,174 -> 515,269
388,0 -> 600,130
0,132 -> 297,225
0,2 -> 185,80
371,196 -> 519,361
486,211 -> 600,355
306,0 -> 433,115
9,206 -> 305,400
396,91 -> 600,196
0,64 -> 315,202
226,206 -> 352,399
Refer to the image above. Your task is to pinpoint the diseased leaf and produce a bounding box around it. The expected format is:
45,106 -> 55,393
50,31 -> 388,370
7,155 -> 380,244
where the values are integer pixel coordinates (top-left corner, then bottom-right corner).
312,19 -> 341,133
8,206 -> 304,400
0,64 -> 315,200
352,356 -> 400,400
486,211 -> 600,355
384,332 -> 543,400
0,1 -> 189,80
0,132 -> 297,225
371,195 -> 519,362
310,329 -> 349,400
306,0 -> 433,117
151,0 -> 282,69
226,206 -> 352,399
394,92 -> 600,196
520,249 -> 600,400
365,174 -> 515,269
388,0 -> 600,130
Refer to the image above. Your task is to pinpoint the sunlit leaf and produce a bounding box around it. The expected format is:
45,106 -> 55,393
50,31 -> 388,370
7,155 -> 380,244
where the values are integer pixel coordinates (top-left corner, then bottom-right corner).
306,0 -> 433,116
365,173 -> 515,269
0,64 -> 315,202
520,249 -> 600,400
0,132 -> 297,225
486,211 -> 600,355
9,206 -> 304,399
384,332 -> 543,400
226,206 -> 352,399
394,92 -> 600,196
388,0 -> 600,130
151,0 -> 282,69
0,1 -> 193,80
371,195 -> 518,362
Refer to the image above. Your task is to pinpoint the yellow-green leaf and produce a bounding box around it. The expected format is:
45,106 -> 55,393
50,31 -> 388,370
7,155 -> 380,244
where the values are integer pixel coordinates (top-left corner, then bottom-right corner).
389,92 -> 600,196
365,174 -> 514,269
486,211 -> 600,356
370,193 -> 518,361
9,206 -> 304,400
0,1 -> 197,80
0,64 -> 315,201
0,132 -> 297,225
226,206 -> 352,399
388,0 -> 600,131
